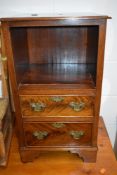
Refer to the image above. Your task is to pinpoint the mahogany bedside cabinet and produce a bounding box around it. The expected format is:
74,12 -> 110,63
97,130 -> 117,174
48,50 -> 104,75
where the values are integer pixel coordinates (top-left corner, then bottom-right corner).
1,14 -> 111,163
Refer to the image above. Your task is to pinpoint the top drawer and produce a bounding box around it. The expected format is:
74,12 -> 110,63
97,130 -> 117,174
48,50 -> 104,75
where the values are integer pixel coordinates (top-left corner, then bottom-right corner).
20,95 -> 94,117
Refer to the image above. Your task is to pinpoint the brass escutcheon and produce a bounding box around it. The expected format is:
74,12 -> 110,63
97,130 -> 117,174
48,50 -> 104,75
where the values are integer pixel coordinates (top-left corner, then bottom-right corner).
51,123 -> 65,128
50,96 -> 64,102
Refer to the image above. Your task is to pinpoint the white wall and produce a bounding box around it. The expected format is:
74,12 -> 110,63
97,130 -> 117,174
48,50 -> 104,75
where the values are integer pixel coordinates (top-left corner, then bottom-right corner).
0,0 -> 117,153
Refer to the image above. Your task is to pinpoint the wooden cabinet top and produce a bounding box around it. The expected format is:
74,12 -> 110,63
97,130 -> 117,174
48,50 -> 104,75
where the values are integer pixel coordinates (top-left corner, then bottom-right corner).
1,13 -> 111,22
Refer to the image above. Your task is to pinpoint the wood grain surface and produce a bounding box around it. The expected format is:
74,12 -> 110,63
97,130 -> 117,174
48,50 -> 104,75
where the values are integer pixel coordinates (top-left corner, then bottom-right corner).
20,95 -> 94,117
23,122 -> 92,147
0,118 -> 116,174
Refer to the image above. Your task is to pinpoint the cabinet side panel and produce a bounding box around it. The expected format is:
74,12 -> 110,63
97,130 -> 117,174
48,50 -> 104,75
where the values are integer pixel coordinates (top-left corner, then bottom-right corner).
10,28 -> 29,65
86,26 -> 99,84
92,21 -> 107,146
86,26 -> 99,63
1,22 -> 25,147
10,28 -> 29,84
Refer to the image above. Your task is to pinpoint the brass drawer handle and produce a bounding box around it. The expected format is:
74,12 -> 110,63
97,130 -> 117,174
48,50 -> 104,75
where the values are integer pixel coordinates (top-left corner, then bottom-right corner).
51,123 -> 65,128
69,131 -> 85,139
33,131 -> 48,140
30,102 -> 46,112
69,102 -> 85,112
50,96 -> 64,102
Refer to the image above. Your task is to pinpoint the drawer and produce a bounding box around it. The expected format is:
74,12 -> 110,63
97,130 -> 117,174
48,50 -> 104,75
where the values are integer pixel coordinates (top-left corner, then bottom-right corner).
24,122 -> 92,147
20,95 -> 94,117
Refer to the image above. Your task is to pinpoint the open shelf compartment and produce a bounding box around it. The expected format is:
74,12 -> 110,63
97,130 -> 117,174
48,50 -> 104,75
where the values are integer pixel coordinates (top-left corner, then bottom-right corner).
10,25 -> 99,89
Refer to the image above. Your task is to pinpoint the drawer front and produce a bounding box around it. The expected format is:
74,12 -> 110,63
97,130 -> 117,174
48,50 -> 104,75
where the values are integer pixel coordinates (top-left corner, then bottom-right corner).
24,122 -> 92,147
20,96 -> 94,117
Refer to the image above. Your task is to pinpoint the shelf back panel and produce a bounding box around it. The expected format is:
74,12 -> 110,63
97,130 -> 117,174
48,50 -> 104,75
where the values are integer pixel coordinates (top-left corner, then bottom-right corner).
10,26 -> 98,65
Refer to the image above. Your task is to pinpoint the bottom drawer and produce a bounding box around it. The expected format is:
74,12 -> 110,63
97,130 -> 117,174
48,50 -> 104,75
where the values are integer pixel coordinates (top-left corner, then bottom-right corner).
24,122 -> 92,147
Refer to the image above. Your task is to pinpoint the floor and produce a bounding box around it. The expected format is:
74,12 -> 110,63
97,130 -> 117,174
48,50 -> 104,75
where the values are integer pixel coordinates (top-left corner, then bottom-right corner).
0,118 -> 117,175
